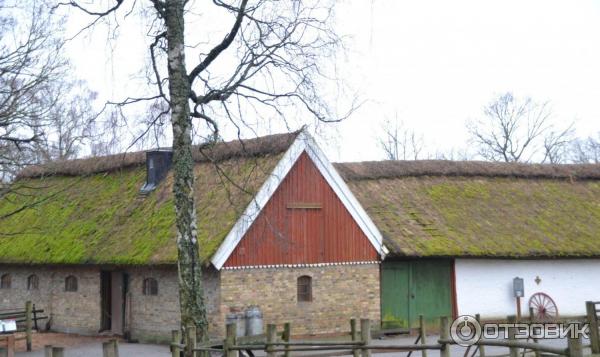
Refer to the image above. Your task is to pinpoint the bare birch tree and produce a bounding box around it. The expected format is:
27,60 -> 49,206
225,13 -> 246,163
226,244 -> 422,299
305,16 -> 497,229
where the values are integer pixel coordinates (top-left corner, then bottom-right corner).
61,0 -> 347,343
0,0 -> 68,178
379,116 -> 424,160
467,92 -> 573,163
570,133 -> 600,163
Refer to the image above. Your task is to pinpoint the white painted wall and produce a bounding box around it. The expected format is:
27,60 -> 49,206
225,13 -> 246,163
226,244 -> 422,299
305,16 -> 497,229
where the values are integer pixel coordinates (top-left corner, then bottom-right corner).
455,259 -> 600,318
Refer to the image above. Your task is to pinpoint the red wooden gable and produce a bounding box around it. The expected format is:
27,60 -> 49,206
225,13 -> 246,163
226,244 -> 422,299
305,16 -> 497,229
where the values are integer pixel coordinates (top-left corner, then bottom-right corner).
223,151 -> 379,267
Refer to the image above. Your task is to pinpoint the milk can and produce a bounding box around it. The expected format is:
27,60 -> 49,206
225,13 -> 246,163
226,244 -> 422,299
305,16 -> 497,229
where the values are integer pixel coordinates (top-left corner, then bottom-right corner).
225,311 -> 246,337
244,306 -> 263,336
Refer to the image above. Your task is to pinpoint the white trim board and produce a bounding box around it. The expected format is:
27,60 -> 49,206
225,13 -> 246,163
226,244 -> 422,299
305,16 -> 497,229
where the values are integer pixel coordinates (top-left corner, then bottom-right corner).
210,130 -> 387,270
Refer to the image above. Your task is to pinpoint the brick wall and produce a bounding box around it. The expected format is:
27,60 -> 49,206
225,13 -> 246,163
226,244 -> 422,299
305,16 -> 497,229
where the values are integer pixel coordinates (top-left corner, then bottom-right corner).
0,263 -> 380,340
0,265 -> 101,334
220,263 -> 381,336
127,266 -> 220,342
0,265 -> 220,342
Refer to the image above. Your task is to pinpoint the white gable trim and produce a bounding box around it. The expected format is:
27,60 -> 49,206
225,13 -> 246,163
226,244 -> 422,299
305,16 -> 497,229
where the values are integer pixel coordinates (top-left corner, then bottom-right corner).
210,130 -> 387,270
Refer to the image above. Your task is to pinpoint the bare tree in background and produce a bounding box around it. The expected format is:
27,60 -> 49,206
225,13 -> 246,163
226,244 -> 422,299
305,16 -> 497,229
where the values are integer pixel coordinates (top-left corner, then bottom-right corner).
33,81 -> 99,162
61,0 -> 348,343
0,0 -> 68,179
570,133 -> 600,163
379,116 -> 424,160
467,92 -> 573,163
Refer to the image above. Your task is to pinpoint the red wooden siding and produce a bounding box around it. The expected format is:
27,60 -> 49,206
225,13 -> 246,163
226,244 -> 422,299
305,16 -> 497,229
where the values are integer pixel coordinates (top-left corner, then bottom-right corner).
224,151 -> 378,267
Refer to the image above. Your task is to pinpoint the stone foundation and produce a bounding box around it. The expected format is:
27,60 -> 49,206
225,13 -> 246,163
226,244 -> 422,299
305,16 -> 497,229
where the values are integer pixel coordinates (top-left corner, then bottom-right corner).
219,263 -> 381,336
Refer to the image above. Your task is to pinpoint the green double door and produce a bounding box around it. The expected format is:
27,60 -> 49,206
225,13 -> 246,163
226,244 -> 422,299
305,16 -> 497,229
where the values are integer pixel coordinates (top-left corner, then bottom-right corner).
381,259 -> 453,329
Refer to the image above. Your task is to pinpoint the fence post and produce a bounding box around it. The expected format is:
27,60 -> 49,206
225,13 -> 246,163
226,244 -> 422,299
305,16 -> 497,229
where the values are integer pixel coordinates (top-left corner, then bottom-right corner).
172,330 -> 182,357
25,300 -> 32,352
52,347 -> 64,357
282,322 -> 291,357
419,315 -> 428,357
33,303 -> 39,331
586,301 -> 600,354
6,334 -> 15,357
43,345 -> 63,357
439,316 -> 450,357
528,307 -> 540,357
225,323 -> 237,357
185,325 -> 197,357
266,324 -> 277,357
350,318 -> 360,357
475,314 -> 485,357
102,339 -> 119,357
360,318 -> 371,357
568,334 -> 583,357
507,315 -> 518,357
44,345 -> 53,357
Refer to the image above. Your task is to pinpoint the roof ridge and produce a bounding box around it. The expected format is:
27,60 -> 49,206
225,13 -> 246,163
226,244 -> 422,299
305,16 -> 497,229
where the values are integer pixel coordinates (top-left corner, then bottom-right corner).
17,130 -> 301,179
333,159 -> 600,181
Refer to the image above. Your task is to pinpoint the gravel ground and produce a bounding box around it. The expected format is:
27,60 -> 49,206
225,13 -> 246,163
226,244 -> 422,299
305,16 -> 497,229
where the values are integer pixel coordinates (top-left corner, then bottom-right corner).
6,332 -> 168,357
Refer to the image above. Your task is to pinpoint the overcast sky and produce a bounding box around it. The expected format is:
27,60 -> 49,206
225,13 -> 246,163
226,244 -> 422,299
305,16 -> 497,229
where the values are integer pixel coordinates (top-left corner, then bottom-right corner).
64,0 -> 600,162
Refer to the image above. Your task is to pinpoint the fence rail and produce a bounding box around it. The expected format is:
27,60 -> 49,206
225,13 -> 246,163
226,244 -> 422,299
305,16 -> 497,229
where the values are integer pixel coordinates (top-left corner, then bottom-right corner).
0,300 -> 47,354
173,309 -> 593,357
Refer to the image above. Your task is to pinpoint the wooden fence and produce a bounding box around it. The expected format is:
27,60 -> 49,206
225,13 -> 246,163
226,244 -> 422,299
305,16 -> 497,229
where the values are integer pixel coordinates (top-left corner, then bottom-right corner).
169,313 -> 589,357
0,300 -> 47,355
7,300 -> 600,357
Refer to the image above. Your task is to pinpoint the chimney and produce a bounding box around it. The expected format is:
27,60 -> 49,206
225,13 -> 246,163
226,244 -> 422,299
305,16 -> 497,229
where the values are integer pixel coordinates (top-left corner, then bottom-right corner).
140,149 -> 173,194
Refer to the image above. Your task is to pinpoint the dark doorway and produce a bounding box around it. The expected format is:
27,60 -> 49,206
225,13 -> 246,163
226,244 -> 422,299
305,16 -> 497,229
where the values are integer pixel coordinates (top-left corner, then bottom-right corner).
100,271 -> 126,334
100,271 -> 112,331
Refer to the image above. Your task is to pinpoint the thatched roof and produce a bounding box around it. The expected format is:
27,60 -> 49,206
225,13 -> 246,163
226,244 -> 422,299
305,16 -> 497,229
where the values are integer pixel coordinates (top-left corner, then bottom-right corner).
2,130 -> 600,264
334,160 -> 600,181
17,131 -> 299,179
335,160 -> 600,258
0,133 -> 295,265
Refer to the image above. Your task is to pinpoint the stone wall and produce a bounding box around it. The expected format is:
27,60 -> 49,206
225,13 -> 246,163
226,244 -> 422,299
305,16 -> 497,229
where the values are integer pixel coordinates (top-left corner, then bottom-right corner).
0,265 -> 220,342
127,266 -> 221,342
220,263 -> 381,336
0,263 -> 380,340
0,265 -> 101,334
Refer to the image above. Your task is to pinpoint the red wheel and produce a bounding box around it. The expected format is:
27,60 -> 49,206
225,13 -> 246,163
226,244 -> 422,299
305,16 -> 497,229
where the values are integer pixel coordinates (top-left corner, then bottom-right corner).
528,292 -> 558,321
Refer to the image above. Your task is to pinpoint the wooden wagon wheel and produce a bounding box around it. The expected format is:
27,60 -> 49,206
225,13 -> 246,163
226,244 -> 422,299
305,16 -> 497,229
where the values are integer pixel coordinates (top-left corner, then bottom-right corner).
528,292 -> 558,321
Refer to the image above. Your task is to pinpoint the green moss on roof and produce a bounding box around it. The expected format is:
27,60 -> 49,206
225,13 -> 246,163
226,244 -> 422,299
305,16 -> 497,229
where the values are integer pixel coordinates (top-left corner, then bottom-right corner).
345,176 -> 600,257
0,154 -> 283,265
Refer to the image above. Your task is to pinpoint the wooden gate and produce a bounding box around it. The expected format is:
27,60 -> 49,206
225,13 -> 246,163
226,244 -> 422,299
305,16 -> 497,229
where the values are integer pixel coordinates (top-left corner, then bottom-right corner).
381,259 -> 454,329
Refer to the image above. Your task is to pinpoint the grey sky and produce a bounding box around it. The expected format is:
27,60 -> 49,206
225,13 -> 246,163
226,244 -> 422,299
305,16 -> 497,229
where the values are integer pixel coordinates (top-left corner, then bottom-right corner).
64,0 -> 600,162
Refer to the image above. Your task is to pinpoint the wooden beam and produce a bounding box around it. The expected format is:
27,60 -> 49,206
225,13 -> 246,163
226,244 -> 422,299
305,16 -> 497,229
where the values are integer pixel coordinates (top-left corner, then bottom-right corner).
286,202 -> 322,209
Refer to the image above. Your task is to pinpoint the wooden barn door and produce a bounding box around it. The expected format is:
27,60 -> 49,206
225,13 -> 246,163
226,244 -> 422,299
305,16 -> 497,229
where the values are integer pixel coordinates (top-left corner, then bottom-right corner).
381,262 -> 411,329
381,260 -> 453,330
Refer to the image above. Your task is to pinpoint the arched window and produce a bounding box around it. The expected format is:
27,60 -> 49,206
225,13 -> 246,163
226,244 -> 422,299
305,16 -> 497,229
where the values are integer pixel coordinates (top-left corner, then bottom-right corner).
143,278 -> 158,296
297,275 -> 312,302
0,274 -> 11,289
65,275 -> 78,292
27,274 -> 39,290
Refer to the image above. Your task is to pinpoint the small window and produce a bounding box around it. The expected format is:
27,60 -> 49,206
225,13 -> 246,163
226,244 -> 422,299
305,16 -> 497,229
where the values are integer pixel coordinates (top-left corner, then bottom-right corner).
143,278 -> 158,296
27,274 -> 39,290
297,275 -> 312,302
65,275 -> 78,292
0,274 -> 11,289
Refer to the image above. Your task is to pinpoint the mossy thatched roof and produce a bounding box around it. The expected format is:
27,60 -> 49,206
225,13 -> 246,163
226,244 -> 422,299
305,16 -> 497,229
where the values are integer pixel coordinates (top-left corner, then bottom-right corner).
2,132 -> 600,264
335,160 -> 600,258
0,132 -> 296,265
